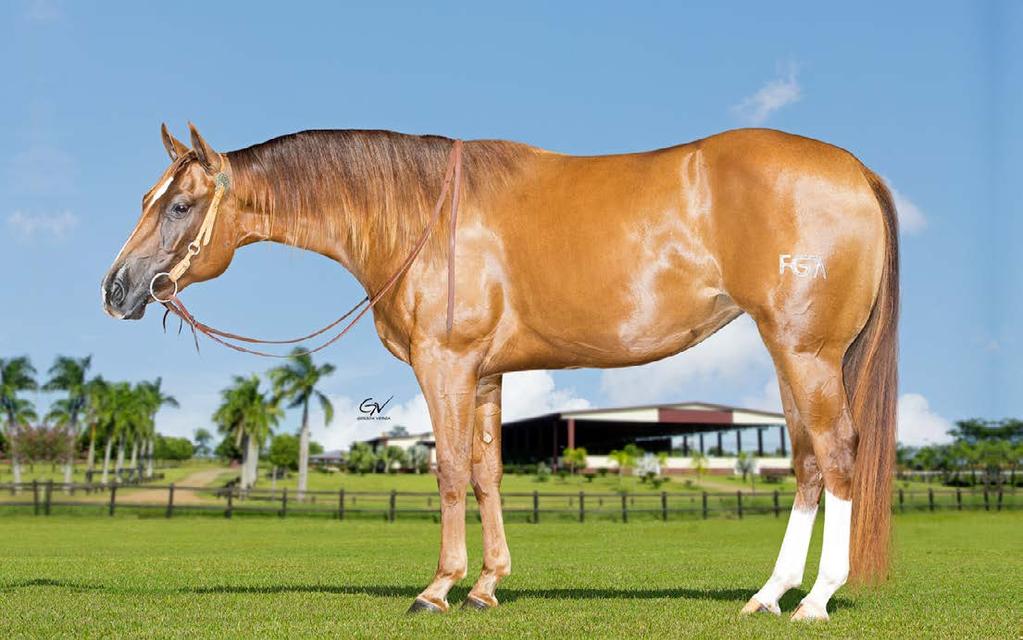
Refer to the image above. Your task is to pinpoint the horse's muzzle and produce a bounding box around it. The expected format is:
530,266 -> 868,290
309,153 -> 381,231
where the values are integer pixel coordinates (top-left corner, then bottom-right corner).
102,264 -> 147,320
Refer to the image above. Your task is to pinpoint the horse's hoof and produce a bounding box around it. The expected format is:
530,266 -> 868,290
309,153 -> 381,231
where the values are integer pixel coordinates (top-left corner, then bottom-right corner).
790,601 -> 829,622
740,597 -> 780,615
407,598 -> 444,614
461,595 -> 494,611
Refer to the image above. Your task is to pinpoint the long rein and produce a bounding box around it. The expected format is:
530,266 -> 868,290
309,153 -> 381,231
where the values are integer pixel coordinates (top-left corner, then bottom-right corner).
151,139 -> 464,358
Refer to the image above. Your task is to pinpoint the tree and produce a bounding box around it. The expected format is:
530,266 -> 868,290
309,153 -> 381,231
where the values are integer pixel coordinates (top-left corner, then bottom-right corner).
93,382 -> 139,485
213,375 -> 282,490
193,428 -> 214,458
377,445 -> 406,473
561,447 -> 588,475
690,450 -> 708,483
407,444 -> 431,473
269,350 -> 335,499
81,377 -> 108,473
736,451 -> 756,491
43,356 -> 91,485
154,435 -> 193,461
138,379 -> 178,479
1,357 -> 38,485
608,444 -> 643,477
346,442 -> 376,474
268,433 -> 301,471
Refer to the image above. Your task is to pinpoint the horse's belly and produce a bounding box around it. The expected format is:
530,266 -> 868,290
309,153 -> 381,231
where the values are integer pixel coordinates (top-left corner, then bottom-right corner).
483,285 -> 740,373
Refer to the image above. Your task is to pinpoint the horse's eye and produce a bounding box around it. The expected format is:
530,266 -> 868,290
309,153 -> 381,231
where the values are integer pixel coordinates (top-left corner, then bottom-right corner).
169,202 -> 191,218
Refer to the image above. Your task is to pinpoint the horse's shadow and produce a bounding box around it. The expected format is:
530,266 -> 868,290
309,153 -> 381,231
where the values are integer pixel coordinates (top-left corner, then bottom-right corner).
1,578 -> 852,609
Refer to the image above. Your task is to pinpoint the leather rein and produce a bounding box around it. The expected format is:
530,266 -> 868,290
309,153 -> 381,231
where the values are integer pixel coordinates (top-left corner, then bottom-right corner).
150,139 -> 464,358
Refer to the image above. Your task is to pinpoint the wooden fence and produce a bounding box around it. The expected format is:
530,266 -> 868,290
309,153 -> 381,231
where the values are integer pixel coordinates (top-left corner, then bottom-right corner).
1,481 -> 1018,522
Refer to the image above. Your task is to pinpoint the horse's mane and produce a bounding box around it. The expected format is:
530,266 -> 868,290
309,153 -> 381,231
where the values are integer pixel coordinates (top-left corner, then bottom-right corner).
226,130 -> 532,260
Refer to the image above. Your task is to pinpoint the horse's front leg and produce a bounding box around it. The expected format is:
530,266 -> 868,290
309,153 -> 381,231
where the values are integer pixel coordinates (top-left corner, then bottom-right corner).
464,374 -> 511,609
407,350 -> 479,614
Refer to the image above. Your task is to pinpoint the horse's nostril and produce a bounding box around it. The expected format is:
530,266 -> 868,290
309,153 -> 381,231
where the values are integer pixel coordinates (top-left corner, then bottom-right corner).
109,279 -> 126,306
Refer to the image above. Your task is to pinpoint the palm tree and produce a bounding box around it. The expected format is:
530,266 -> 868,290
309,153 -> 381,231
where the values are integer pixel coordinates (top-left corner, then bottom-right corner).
1,357 -> 38,485
193,428 -> 214,458
562,446 -> 588,475
214,375 -> 282,490
608,444 -> 643,478
690,450 -> 709,484
269,350 -> 335,499
82,377 -> 108,476
97,383 -> 141,484
138,379 -> 178,479
736,451 -> 757,491
43,356 -> 92,486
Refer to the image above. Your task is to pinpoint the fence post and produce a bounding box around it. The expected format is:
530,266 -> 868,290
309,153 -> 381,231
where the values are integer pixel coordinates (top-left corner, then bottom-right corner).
928,487 -> 934,512
898,488 -> 904,513
621,494 -> 628,523
956,487 -> 962,511
983,487 -> 989,511
661,491 -> 668,522
338,489 -> 345,521
32,480 -> 39,516
45,480 -> 53,516
281,487 -> 288,518
701,491 -> 708,519
166,483 -> 175,518
737,490 -> 743,519
226,487 -> 234,518
773,490 -> 780,517
997,486 -> 1003,511
389,489 -> 397,523
578,491 -> 585,523
532,490 -> 539,524
109,485 -> 117,517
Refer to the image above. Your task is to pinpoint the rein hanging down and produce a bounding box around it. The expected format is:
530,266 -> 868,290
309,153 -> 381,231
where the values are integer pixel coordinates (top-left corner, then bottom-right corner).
155,139 -> 464,358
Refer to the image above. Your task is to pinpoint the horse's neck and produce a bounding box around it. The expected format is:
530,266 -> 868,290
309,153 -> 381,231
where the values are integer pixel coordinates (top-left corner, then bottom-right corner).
230,165 -> 417,295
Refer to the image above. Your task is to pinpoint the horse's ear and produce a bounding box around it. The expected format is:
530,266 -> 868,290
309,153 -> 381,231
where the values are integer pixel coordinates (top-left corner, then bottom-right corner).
161,123 -> 189,161
188,122 -> 224,175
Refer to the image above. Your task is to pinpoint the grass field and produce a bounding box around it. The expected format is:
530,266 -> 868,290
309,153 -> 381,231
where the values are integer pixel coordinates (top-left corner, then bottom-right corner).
0,511 -> 1019,639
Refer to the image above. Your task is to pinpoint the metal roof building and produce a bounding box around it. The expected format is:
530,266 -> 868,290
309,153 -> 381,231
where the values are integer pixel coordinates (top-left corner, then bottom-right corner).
501,401 -> 789,468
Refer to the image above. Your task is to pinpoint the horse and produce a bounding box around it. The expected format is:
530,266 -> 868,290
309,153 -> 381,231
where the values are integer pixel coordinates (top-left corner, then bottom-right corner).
102,124 -> 897,621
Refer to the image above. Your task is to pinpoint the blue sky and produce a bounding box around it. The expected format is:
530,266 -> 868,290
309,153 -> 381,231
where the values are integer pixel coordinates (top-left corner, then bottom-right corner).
2,1 -> 1018,451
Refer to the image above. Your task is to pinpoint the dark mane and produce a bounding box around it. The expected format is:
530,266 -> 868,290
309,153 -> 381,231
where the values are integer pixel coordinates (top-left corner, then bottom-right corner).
226,130 -> 532,259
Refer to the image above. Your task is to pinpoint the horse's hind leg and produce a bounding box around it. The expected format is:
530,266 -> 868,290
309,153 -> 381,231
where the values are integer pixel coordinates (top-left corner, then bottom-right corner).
764,347 -> 856,622
742,374 -> 823,615
464,374 -> 512,609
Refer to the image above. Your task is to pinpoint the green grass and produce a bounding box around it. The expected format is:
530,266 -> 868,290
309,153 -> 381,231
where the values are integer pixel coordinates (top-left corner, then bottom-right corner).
0,511 -> 1019,638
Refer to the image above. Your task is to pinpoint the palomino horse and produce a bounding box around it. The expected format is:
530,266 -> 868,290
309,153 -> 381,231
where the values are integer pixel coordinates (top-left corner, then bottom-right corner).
102,124 -> 897,621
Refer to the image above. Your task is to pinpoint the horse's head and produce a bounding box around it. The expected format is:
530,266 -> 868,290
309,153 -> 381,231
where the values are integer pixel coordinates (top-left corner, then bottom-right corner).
102,124 -> 239,320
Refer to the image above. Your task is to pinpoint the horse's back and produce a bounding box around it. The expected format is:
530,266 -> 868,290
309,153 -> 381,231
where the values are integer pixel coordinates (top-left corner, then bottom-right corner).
475,129 -> 887,372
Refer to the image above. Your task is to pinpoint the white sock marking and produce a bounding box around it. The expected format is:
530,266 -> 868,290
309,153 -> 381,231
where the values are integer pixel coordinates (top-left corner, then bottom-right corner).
802,489 -> 851,613
753,503 -> 818,608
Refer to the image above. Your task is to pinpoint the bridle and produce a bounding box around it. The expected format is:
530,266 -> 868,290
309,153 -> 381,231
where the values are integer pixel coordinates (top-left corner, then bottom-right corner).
151,139 -> 464,358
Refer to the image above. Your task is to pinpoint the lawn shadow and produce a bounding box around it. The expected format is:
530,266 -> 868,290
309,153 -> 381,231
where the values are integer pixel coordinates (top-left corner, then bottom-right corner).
0,578 -> 103,593
0,579 -> 853,610
177,583 -> 853,609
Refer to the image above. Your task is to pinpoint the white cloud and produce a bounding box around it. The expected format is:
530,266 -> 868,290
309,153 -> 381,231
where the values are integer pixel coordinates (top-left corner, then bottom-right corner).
24,0 -> 63,23
502,370 -> 591,421
741,377 -> 783,413
883,179 -> 927,235
897,393 -> 953,446
7,210 -> 78,240
732,62 -> 801,125
600,315 -> 772,405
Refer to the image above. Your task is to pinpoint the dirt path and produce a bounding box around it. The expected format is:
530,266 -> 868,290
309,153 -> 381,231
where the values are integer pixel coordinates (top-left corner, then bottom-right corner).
118,468 -> 227,505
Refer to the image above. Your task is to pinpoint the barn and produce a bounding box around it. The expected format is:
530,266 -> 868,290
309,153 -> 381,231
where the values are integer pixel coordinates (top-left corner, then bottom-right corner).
500,402 -> 792,475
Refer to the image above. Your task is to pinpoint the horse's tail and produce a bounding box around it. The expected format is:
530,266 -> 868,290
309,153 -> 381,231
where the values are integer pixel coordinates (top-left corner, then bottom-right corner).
844,167 -> 899,584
